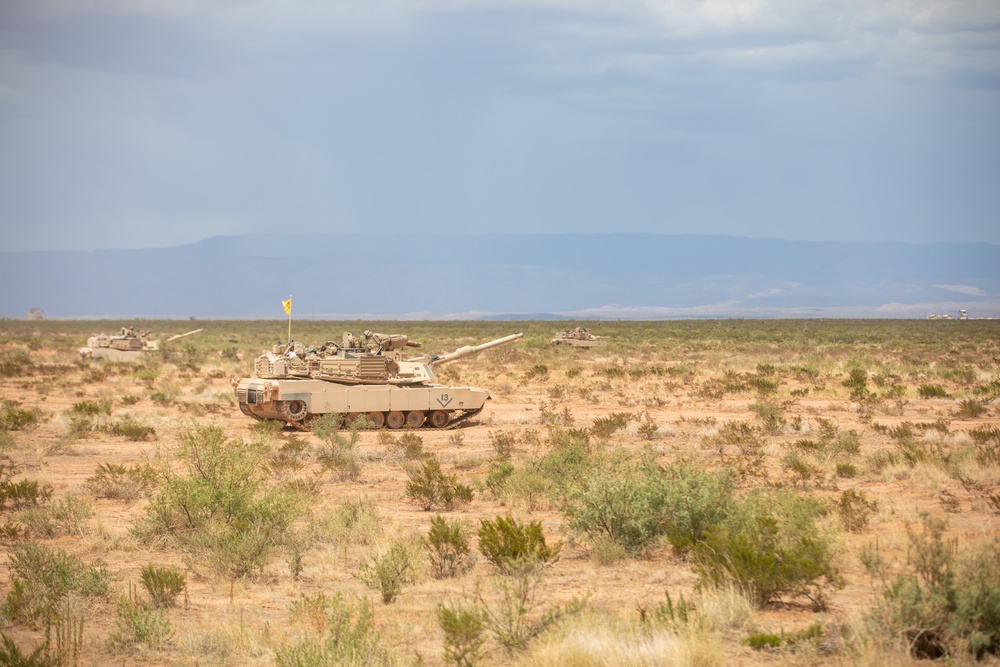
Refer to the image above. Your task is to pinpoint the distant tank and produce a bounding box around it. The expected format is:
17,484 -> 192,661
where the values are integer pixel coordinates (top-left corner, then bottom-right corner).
549,326 -> 602,347
81,327 -> 203,361
235,331 -> 523,430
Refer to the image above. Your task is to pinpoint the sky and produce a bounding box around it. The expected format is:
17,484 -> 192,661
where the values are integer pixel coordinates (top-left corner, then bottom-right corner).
1,0 -> 998,252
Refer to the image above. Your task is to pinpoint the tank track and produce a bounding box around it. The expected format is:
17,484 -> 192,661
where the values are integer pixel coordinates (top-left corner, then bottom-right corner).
269,407 -> 485,432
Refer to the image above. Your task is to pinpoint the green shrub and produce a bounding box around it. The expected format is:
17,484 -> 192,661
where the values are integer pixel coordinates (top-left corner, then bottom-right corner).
355,542 -> 416,604
0,403 -> 43,431
438,602 -> 486,667
477,515 -> 561,574
837,489 -> 878,533
405,456 -> 473,512
0,465 -> 52,512
69,399 -> 111,416
138,425 -> 305,579
278,593 -> 386,667
394,432 -> 426,459
973,380 -> 1000,401
749,402 -> 785,434
484,461 -> 515,499
0,632 -> 47,666
919,384 -> 950,399
843,369 -> 870,400
742,632 -> 782,650
107,589 -> 171,651
140,564 -> 185,608
20,494 -> 93,538
314,422 -> 362,482
955,399 -> 988,419
562,457 -> 731,556
589,412 -> 630,439
474,560 -> 570,653
836,462 -> 858,478
488,431 -> 517,460
2,541 -> 110,626
85,462 -> 154,501
693,491 -> 841,609
326,499 -> 383,545
0,350 -> 33,378
423,515 -> 476,579
872,514 -> 1000,659
710,421 -> 765,456
105,414 -> 156,441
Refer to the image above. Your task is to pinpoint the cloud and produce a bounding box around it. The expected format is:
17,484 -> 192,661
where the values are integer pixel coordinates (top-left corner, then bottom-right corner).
933,284 -> 988,296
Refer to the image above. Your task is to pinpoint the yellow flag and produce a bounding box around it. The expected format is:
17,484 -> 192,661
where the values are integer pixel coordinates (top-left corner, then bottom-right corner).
282,298 -> 292,315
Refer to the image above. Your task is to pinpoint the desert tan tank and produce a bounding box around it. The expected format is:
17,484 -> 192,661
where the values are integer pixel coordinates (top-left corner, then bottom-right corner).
81,327 -> 203,361
235,331 -> 523,430
549,326 -> 602,347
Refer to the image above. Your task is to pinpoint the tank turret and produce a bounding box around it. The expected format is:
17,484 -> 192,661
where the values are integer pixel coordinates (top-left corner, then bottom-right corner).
236,332 -> 523,430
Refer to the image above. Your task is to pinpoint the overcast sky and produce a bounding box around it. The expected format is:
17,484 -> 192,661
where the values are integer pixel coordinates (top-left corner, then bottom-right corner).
1,0 -> 998,252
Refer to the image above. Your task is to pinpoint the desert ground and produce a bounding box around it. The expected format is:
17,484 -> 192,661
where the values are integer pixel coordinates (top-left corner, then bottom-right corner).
1,318 -> 998,666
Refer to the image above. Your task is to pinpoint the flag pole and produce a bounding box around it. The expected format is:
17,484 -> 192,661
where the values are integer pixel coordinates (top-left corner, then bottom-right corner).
287,294 -> 292,347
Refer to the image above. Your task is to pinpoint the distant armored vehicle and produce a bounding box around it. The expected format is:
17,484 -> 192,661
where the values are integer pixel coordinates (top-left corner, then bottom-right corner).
81,327 -> 203,361
235,331 -> 523,430
549,326 -> 603,347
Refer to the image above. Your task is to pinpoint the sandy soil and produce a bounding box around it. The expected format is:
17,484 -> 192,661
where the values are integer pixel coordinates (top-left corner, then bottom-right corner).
1,325 -> 998,666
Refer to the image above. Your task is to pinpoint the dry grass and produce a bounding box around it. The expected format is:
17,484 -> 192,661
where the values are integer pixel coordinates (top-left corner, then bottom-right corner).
0,319 -> 998,665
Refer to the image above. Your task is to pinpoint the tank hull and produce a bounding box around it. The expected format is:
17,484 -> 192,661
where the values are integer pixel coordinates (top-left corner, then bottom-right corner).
550,338 -> 602,347
235,378 -> 491,429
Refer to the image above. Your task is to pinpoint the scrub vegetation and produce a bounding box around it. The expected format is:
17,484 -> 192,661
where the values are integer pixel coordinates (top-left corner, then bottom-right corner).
0,318 -> 998,665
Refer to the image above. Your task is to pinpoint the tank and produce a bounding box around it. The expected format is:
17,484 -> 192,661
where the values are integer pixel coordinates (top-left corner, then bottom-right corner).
549,326 -> 602,347
234,331 -> 523,430
81,327 -> 203,361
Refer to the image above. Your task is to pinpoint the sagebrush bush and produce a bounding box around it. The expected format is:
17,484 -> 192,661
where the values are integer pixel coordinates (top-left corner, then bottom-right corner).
423,515 -> 476,579
693,491 -> 842,609
278,592 -> 387,666
405,456 -> 473,511
489,431 -> 517,460
955,399 -> 988,419
104,414 -> 156,441
563,456 -> 732,556
478,515 -> 561,574
0,350 -> 33,378
140,564 -> 185,608
107,588 -> 171,651
19,494 -> 93,538
355,542 -> 417,604
138,425 -> 306,579
313,414 -> 363,481
871,515 -> 1000,659
86,462 -> 154,501
837,489 -> 878,533
0,464 -> 52,512
2,541 -> 110,626
919,384 -> 950,399
438,602 -> 486,667
0,402 -> 43,431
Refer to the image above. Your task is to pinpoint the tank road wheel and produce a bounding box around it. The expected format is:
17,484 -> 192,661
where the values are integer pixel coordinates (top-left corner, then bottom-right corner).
386,411 -> 405,429
278,400 -> 308,422
405,411 -> 425,429
345,412 -> 361,426
366,412 -> 386,429
429,410 -> 450,428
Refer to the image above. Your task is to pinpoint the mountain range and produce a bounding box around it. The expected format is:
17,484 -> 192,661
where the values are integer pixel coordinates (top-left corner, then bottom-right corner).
2,233 -> 998,319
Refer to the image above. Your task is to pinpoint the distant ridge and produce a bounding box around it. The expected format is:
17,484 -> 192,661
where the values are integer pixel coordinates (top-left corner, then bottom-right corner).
1,233 -> 998,319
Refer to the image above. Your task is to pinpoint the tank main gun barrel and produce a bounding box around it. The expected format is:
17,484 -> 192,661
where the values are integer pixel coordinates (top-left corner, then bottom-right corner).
163,329 -> 204,344
430,332 -> 523,367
